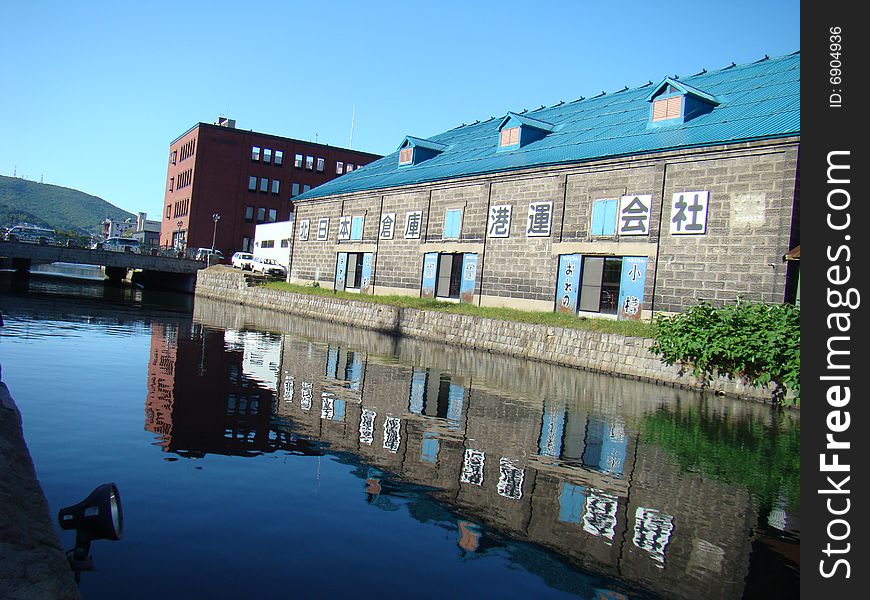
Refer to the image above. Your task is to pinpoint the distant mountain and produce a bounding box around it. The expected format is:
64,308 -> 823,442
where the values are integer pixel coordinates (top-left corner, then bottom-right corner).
0,175 -> 135,235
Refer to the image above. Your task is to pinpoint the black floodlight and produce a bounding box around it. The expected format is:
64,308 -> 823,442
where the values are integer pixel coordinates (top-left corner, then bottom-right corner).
58,483 -> 123,578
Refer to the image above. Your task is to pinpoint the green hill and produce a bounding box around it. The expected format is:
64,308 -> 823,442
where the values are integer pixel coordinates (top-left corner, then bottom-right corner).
0,175 -> 135,235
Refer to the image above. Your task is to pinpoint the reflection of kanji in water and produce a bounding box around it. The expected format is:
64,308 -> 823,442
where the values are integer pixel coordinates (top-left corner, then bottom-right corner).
383,416 -> 401,453
460,449 -> 486,485
283,375 -> 294,403
320,392 -> 335,419
359,408 -> 376,445
633,507 -> 675,565
497,458 -> 525,500
300,381 -> 313,410
583,489 -> 619,540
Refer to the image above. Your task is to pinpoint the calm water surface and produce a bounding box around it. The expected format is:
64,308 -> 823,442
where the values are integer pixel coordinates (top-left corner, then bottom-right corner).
0,276 -> 799,599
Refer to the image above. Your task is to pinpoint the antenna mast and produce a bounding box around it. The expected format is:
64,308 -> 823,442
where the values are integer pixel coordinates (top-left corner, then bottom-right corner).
349,105 -> 356,149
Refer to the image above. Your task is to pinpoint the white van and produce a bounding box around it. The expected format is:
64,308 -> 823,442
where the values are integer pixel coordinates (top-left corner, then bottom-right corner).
103,237 -> 141,253
4,225 -> 57,245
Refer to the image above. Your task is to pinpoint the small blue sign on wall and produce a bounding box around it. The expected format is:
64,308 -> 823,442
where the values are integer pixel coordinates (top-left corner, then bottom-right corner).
421,252 -> 438,298
460,253 -> 478,303
555,254 -> 583,313
617,256 -> 647,320
335,253 -> 348,291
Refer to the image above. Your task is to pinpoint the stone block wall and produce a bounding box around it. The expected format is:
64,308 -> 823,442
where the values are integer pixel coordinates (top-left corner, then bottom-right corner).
288,138 -> 799,313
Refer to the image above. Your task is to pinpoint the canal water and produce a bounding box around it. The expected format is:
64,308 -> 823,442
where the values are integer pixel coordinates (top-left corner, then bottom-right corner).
0,276 -> 799,599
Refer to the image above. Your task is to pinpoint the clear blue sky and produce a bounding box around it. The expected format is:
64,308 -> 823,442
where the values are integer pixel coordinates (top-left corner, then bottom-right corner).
0,0 -> 799,221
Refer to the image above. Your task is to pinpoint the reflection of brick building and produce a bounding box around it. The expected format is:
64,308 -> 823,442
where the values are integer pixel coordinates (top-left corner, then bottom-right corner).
145,322 -> 178,447
161,118 -> 381,255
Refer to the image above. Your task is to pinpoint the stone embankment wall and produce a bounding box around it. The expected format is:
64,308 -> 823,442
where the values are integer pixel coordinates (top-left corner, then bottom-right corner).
1,379 -> 81,600
195,267 -> 778,402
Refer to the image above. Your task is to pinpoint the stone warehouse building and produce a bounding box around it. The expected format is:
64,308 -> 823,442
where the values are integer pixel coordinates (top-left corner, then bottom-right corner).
286,53 -> 800,317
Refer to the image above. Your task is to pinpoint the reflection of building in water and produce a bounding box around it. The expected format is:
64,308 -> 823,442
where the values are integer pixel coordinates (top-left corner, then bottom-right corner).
273,333 -> 763,600
223,329 -> 282,392
144,322 -> 322,458
145,322 -> 178,447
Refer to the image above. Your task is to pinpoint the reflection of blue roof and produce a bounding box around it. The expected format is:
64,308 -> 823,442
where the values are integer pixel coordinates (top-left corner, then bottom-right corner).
298,52 -> 799,201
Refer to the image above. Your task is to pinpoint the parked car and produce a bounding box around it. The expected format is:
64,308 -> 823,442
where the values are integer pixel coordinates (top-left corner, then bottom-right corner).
195,248 -> 225,263
102,237 -> 141,253
4,225 -> 57,245
231,252 -> 255,270
251,257 -> 287,278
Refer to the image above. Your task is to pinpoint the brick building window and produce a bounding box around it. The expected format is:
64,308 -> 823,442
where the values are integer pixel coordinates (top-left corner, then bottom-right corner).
268,208 -> 277,222
165,205 -> 171,219
252,146 -> 261,161
263,148 -> 272,164
259,177 -> 269,192
257,208 -> 266,223
305,156 -> 314,170
275,150 -> 283,165
271,179 -> 280,194
316,157 -> 325,172
245,206 -> 254,223
291,182 -> 300,197
294,154 -> 303,168
346,163 -> 354,172
336,161 -> 344,174
248,176 -> 257,191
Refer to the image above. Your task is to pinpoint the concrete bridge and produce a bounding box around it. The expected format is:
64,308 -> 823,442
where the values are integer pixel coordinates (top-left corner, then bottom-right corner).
0,241 -> 205,293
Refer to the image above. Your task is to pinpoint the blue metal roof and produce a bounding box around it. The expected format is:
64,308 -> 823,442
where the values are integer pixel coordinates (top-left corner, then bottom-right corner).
399,135 -> 448,152
298,52 -> 799,201
499,112 -> 555,132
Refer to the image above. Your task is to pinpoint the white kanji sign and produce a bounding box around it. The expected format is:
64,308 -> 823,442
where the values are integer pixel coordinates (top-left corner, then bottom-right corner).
618,194 -> 652,236
670,191 -> 709,235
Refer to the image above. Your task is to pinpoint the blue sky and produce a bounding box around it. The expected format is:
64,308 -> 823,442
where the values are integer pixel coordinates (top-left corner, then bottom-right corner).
0,0 -> 799,221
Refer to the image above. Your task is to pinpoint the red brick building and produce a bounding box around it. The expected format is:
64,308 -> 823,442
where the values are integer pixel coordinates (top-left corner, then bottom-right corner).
161,118 -> 381,255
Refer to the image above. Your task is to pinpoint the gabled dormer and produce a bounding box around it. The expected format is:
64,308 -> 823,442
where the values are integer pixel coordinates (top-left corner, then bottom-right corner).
497,112 -> 554,151
397,136 -> 447,167
645,78 -> 719,127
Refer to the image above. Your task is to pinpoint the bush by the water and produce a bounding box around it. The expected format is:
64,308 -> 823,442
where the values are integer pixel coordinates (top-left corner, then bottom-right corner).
651,301 -> 800,405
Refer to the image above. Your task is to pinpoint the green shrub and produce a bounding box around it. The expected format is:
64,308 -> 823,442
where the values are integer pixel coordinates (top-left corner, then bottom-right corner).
650,301 -> 800,404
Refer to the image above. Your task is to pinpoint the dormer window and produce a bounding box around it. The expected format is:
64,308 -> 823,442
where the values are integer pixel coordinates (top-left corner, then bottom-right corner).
496,113 -> 553,152
397,136 -> 447,167
651,96 -> 683,122
646,78 -> 719,127
499,127 -> 520,147
399,147 -> 414,165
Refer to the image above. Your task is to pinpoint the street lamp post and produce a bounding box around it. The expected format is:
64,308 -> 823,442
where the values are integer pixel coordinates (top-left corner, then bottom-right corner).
176,220 -> 183,256
209,213 -> 221,266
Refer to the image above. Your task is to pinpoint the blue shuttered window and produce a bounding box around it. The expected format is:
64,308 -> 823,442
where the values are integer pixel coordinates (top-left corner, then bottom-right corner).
591,199 -> 618,236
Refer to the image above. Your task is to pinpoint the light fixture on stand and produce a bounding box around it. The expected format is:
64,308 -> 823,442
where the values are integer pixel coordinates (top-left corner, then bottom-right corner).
58,483 -> 124,583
